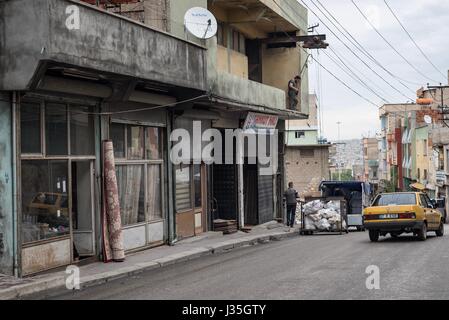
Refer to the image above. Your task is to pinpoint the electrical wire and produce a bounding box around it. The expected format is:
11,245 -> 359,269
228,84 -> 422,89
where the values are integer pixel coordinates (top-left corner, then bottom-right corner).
312,0 -> 422,88
323,46 -> 390,104
308,52 -> 380,108
351,0 -> 439,84
295,0 -> 415,101
271,0 -> 384,108
383,0 -> 446,80
0,94 -> 209,116
327,44 -> 395,101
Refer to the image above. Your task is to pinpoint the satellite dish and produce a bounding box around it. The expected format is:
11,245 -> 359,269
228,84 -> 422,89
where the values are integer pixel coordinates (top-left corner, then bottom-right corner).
184,7 -> 218,40
424,115 -> 432,125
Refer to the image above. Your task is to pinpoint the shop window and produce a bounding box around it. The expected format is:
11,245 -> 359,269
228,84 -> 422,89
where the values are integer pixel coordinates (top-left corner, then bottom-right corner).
112,122 -> 165,226
127,126 -> 145,160
21,160 -> 70,243
145,127 -> 162,160
20,102 -> 41,154
110,123 -> 126,159
116,165 -> 145,226
45,103 -> 68,156
70,106 -> 95,156
71,161 -> 93,231
111,123 -> 163,161
176,164 -> 192,212
147,165 -> 162,221
194,165 -> 202,208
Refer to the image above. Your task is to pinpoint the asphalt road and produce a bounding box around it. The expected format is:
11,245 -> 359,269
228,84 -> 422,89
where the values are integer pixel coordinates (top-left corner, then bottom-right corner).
47,227 -> 449,300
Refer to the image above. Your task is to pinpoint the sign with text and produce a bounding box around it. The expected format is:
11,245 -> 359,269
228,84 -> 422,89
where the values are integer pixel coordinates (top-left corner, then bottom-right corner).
243,112 -> 279,131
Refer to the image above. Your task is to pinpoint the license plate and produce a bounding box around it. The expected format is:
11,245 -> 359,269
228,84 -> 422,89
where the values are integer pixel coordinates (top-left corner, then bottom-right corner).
379,214 -> 399,219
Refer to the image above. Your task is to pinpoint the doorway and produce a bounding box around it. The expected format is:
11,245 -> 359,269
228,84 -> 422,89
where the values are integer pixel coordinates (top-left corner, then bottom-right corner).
175,164 -> 207,239
71,160 -> 96,259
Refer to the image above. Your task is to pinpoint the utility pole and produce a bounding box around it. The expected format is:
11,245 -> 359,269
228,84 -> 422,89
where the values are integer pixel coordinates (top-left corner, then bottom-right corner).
427,84 -> 449,128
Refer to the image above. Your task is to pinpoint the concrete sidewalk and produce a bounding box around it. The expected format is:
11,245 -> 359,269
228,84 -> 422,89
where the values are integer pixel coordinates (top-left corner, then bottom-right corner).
0,222 -> 299,300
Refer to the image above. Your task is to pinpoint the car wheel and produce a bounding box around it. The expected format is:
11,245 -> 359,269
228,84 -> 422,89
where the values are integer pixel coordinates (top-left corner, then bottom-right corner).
417,223 -> 427,241
436,221 -> 445,237
369,230 -> 379,242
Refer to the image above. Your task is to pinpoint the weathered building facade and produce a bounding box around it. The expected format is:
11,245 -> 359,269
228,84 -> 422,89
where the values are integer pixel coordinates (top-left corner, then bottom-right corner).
285,94 -> 330,196
0,0 -> 310,276
0,0 -> 207,276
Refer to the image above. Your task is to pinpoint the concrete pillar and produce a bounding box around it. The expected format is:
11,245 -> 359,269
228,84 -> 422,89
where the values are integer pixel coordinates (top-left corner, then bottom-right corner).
0,93 -> 14,275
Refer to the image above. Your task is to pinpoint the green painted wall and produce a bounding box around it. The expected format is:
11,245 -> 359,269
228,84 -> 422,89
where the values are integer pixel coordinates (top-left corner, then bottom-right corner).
0,95 -> 14,275
285,130 -> 319,146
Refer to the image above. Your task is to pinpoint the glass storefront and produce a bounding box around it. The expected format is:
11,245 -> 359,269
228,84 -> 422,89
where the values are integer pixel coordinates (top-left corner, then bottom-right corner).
20,101 -> 96,257
111,122 -> 165,249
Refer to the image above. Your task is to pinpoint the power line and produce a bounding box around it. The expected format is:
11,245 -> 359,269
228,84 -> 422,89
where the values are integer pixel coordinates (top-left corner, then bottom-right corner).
383,0 -> 446,79
271,0 -> 381,108
322,47 -> 389,104
296,0 -> 414,101
351,0 -> 439,84
311,0 -> 422,89
327,44 -> 395,101
309,52 -> 380,108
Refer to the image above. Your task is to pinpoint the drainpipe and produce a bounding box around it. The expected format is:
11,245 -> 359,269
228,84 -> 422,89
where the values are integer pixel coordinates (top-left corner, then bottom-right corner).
11,92 -> 18,277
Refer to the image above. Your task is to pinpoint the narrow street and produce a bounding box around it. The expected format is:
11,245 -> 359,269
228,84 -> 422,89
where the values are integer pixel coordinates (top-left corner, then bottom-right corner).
47,227 -> 449,300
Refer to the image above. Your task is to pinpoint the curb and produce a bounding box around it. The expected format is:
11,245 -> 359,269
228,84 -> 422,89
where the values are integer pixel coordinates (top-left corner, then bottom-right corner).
0,229 -> 299,300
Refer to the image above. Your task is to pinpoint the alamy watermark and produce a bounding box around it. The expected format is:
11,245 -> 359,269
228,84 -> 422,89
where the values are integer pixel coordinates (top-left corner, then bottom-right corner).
65,265 -> 80,291
65,5 -> 80,30
365,265 -> 380,290
170,121 -> 278,176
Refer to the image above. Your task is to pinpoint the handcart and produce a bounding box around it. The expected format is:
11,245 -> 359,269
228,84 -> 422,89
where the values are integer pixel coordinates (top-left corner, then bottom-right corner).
299,196 -> 349,235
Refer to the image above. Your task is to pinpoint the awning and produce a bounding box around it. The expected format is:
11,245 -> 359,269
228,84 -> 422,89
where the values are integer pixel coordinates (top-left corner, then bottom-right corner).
209,94 -> 308,120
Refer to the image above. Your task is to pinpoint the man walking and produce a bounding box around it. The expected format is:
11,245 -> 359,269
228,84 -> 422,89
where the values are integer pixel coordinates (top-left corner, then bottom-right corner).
284,182 -> 299,228
288,75 -> 301,110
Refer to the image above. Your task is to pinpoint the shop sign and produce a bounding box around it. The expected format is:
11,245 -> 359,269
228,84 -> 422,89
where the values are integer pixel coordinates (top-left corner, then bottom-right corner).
242,112 -> 278,131
436,171 -> 447,186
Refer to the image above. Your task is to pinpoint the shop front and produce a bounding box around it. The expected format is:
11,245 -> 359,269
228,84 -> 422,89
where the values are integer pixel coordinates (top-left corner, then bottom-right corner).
19,96 -> 99,275
210,111 -> 281,229
173,115 -> 212,240
107,107 -> 168,252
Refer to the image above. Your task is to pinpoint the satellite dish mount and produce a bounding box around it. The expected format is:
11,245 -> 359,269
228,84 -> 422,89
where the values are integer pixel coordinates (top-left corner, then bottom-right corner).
184,7 -> 218,40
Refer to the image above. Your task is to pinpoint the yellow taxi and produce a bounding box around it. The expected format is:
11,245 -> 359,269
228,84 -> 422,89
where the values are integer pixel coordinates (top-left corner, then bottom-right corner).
363,192 -> 444,242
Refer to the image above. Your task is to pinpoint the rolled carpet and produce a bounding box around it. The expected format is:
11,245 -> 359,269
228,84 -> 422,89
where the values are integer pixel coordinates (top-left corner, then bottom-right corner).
102,140 -> 125,262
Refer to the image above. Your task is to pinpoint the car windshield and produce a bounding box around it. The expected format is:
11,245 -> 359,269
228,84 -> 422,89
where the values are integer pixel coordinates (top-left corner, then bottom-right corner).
373,193 -> 417,206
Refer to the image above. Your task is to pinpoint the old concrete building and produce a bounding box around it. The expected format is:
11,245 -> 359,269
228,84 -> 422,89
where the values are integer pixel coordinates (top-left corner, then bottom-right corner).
0,0 -> 208,276
0,0 -> 311,276
362,138 -> 379,186
285,94 -> 330,196
285,145 -> 330,196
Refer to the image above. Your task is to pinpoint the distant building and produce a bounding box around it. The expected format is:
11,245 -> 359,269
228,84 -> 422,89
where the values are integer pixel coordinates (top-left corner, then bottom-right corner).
285,94 -> 331,195
362,138 -> 379,185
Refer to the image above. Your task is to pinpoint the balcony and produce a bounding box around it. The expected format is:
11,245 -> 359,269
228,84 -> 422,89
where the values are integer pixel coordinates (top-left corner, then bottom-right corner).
207,0 -> 309,116
211,70 -> 288,113
0,0 -> 207,92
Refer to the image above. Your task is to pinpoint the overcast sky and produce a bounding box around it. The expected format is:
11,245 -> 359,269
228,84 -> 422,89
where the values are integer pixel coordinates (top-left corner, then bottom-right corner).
304,0 -> 449,141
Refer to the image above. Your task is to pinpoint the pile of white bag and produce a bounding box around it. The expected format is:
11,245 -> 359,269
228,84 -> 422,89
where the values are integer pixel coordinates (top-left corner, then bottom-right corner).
303,200 -> 347,231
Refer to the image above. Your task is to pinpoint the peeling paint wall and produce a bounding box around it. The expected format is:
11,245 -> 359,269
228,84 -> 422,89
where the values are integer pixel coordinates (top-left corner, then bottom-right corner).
0,0 -> 207,92
0,94 -> 14,275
